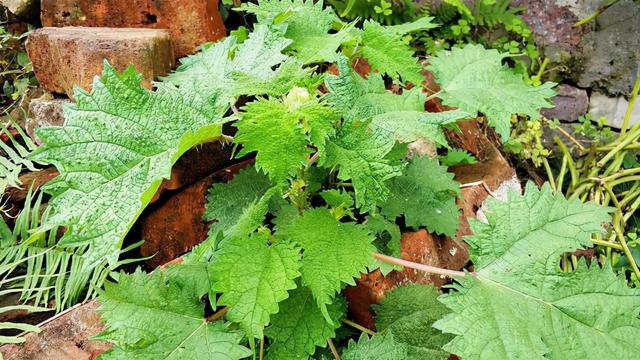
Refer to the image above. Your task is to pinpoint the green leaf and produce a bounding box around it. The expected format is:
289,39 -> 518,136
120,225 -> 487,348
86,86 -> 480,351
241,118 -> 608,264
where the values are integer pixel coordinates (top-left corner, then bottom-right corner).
203,166 -> 275,242
30,63 -> 223,269
164,25 -> 307,105
361,20 -> 423,84
265,287 -> 346,359
342,333 -> 408,360
433,183 -> 640,359
367,213 -> 401,275
427,44 -> 556,140
381,156 -> 461,236
278,208 -> 375,320
241,0 -> 353,64
373,284 -> 452,359
384,16 -> 438,35
211,232 -> 301,339
235,96 -> 339,183
325,56 -> 469,148
439,149 -> 477,166
320,121 -> 404,212
96,269 -> 251,359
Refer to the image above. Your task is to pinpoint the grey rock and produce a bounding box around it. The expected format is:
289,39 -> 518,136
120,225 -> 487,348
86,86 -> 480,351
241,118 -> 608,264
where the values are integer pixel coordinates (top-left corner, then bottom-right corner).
574,1 -> 640,96
27,97 -> 72,145
588,91 -> 640,129
541,84 -> 589,121
0,0 -> 39,19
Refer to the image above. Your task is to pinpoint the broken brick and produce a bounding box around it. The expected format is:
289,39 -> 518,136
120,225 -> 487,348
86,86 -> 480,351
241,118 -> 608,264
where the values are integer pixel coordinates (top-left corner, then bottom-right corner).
27,97 -> 73,145
40,0 -> 226,58
26,27 -> 174,97
139,160 -> 252,268
0,301 -> 111,360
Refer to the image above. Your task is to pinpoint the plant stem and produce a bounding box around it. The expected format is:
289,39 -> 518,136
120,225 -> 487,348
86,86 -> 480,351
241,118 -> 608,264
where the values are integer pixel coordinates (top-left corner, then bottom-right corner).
424,91 -> 442,102
613,213 -> 640,280
620,72 -> 640,135
554,137 -> 578,190
342,318 -> 377,336
555,126 -> 585,151
327,338 -> 341,360
541,158 -> 556,192
592,238 -> 624,251
205,307 -> 228,322
259,338 -> 265,360
372,253 -> 468,277
574,0 -> 619,26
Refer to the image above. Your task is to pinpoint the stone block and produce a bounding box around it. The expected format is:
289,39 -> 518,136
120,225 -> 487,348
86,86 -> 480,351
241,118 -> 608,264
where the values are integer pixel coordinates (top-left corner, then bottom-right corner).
40,0 -> 226,58
26,27 -> 174,97
541,84 -> 589,121
27,97 -> 73,144
589,92 -> 640,129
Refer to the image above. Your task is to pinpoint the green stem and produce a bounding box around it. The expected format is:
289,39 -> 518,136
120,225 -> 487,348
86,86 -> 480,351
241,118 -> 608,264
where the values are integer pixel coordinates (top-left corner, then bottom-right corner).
620,73 -> 640,135
574,0 -> 619,26
541,157 -> 556,192
342,319 -> 377,336
554,136 -> 578,191
592,238 -> 624,251
612,213 -> 640,280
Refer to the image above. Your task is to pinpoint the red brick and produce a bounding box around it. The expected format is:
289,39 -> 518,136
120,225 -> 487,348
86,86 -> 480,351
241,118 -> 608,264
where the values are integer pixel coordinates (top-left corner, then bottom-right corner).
26,27 -> 174,97
41,0 -> 226,58
0,301 -> 111,360
139,160 -> 252,268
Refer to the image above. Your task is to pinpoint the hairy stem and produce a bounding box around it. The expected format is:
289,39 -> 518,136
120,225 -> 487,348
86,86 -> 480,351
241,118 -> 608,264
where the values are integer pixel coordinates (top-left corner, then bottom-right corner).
343,318 -> 377,336
327,338 -> 341,360
372,252 -> 468,277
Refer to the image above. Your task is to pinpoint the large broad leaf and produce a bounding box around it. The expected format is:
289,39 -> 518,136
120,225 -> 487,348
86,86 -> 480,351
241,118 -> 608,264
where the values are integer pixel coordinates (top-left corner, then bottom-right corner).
433,183 -> 640,359
278,208 -> 375,320
211,232 -> 301,340
96,269 -> 251,360
31,64 -> 224,269
427,44 -> 555,140
373,284 -> 452,359
265,287 -> 346,359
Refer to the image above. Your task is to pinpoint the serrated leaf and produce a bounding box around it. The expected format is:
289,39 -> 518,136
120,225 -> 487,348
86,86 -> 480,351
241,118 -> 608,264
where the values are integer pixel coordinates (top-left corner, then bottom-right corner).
203,166 -> 275,241
96,269 -> 251,359
265,287 -> 346,359
367,213 -> 402,275
320,121 -> 404,212
211,232 -> 301,339
235,97 -> 339,183
30,63 -> 223,269
325,56 -> 469,148
427,44 -> 556,140
164,25 -> 307,105
278,208 -> 375,320
342,333 -> 408,360
373,284 -> 452,359
241,0 -> 354,64
433,183 -> 640,359
381,156 -> 461,236
361,20 -> 423,84
439,149 -> 477,166
384,16 -> 438,35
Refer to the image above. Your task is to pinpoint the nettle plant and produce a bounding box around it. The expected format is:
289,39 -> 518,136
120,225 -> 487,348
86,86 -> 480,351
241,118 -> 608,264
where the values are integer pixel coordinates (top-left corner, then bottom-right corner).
28,0 -> 640,358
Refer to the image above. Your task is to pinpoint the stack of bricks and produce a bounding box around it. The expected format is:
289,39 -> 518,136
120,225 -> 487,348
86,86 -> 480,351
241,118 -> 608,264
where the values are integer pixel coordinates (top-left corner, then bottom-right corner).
26,0 -> 226,130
